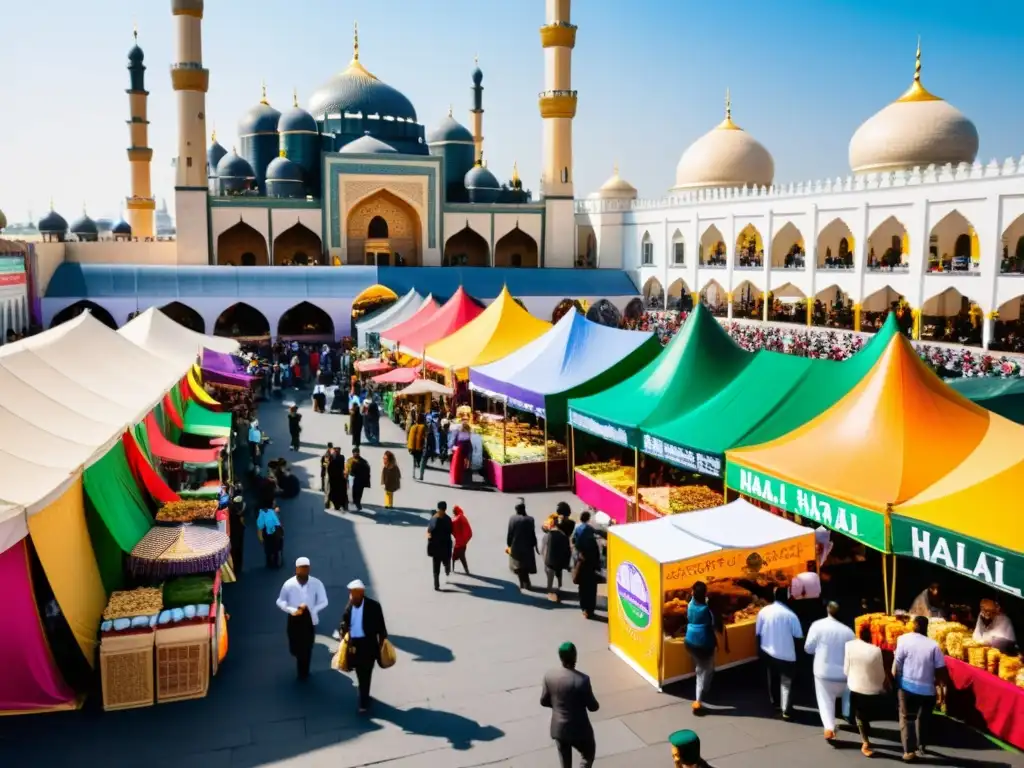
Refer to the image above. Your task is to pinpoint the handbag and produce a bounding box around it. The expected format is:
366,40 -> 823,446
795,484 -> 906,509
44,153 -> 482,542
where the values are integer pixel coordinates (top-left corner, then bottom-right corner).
331,634 -> 351,672
571,554 -> 584,586
378,638 -> 397,669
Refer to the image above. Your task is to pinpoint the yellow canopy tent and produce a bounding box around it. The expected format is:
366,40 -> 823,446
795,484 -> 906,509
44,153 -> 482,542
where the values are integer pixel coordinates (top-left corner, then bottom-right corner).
187,367 -> 220,407
423,287 -> 551,378
892,414 -> 1024,597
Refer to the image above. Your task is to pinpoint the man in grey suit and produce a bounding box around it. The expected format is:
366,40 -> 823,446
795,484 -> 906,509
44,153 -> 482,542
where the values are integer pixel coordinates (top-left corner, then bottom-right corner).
540,642 -> 600,768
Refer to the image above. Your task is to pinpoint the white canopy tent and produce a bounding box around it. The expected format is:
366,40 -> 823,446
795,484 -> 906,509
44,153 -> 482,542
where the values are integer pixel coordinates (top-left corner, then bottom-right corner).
0,313 -> 188,552
356,290 -> 425,348
395,379 -> 453,398
119,307 -> 240,368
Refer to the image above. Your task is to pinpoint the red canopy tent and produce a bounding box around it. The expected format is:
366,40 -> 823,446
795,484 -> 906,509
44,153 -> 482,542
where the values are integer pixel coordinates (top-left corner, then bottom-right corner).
163,393 -> 184,429
372,367 -> 420,385
123,429 -> 180,503
144,412 -> 220,464
381,287 -> 483,359
378,296 -> 441,347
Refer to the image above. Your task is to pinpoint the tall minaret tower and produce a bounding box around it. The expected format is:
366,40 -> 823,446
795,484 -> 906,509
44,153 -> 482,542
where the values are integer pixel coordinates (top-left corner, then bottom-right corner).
125,27 -> 155,238
539,0 -> 577,267
171,0 -> 210,262
470,56 -> 484,164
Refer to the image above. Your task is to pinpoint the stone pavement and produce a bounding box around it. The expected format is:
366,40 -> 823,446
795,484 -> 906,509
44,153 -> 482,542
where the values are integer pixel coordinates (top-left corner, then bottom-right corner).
0,394 -> 1020,768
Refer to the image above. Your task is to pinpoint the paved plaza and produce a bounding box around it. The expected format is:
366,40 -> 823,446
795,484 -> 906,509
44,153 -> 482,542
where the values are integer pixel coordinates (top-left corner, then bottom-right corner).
0,396 -> 1020,767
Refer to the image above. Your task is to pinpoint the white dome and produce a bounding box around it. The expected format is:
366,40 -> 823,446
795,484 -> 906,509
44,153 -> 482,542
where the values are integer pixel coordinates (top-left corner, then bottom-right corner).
589,166 -> 638,200
849,47 -> 978,174
673,101 -> 774,191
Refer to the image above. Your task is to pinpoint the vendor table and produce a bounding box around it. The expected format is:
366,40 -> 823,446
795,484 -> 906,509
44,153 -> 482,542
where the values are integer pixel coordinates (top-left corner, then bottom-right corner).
485,458 -> 568,492
575,470 -> 631,523
944,656 -> 1024,751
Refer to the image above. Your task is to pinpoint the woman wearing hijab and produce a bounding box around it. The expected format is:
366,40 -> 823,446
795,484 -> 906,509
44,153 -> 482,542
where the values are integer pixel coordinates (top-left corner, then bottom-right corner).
287,405 -> 302,451
507,499 -> 539,591
449,421 -> 474,486
324,449 -> 349,511
451,506 -> 473,574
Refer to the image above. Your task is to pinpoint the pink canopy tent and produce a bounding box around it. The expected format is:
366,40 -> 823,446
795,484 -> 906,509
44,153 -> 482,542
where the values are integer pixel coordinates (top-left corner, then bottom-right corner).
372,367 -> 420,385
0,540 -> 77,713
355,358 -> 393,375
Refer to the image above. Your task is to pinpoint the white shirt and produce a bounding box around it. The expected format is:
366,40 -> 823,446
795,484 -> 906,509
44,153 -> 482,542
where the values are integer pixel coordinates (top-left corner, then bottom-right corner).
276,576 -> 329,626
844,639 -> 886,695
349,602 -> 366,639
974,613 -> 1016,646
756,602 -> 804,662
805,616 -> 855,682
790,571 -> 821,600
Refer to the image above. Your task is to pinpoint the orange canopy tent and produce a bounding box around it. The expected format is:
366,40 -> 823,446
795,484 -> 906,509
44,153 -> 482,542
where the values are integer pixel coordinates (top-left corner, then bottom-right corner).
725,332 -> 991,553
380,287 -> 484,360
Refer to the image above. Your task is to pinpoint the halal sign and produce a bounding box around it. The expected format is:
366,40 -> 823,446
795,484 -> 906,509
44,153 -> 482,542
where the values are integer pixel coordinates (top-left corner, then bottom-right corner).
616,561 -> 651,630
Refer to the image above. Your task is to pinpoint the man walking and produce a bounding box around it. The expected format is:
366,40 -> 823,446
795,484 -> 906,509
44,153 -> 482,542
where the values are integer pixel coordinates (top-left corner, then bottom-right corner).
541,641 -> 600,768
346,448 -> 371,511
426,502 -> 453,590
893,615 -> 947,761
338,579 -> 388,714
275,557 -> 329,680
755,586 -> 803,719
804,601 -> 854,742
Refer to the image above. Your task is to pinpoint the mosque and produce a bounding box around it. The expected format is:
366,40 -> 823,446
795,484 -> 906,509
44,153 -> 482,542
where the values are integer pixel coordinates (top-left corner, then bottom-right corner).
23,0 -> 1024,348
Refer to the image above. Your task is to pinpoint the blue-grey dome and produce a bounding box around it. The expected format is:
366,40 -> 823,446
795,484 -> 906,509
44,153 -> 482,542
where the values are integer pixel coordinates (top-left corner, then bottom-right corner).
70,213 -> 98,236
472,66 -> 483,86
427,114 -> 473,144
208,139 -> 227,173
279,105 -> 317,134
465,162 -> 500,190
38,209 -> 68,233
216,150 -> 256,179
128,44 -> 144,64
112,219 -> 132,235
308,58 -> 417,121
340,134 -> 398,154
266,154 -> 304,182
238,97 -> 282,136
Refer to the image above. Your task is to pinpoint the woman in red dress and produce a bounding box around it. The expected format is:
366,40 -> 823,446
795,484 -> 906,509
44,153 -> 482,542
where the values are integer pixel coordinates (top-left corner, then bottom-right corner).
448,421 -> 473,486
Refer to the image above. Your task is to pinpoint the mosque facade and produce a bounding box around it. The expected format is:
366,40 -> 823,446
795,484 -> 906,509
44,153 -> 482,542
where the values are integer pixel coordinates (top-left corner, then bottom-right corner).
574,43 -> 1024,349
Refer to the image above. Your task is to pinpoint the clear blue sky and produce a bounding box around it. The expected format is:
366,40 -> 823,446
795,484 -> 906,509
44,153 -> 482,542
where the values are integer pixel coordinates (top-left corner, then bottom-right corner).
1,0 -> 1021,222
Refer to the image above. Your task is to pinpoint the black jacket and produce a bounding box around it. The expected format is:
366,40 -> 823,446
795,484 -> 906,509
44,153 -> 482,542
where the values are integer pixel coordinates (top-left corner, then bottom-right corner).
339,597 -> 388,653
426,512 -> 453,559
540,666 -> 599,741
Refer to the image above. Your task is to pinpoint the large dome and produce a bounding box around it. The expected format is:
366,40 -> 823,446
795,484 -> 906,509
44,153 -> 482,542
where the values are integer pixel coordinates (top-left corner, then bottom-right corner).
849,45 -> 978,174
238,85 -> 281,136
308,28 -> 416,121
589,166 -> 637,200
427,110 -> 473,144
673,96 -> 774,191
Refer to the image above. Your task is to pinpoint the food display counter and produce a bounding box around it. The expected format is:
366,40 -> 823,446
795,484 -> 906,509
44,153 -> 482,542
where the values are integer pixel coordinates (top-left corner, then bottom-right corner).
607,499 -> 815,689
476,414 -> 568,491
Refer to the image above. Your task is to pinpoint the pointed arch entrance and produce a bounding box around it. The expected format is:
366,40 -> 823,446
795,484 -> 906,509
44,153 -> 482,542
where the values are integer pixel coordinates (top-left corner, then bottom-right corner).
217,221 -> 269,266
159,302 -> 205,333
346,189 -> 421,266
274,223 -> 323,266
50,300 -> 117,329
278,302 -> 335,340
494,226 -> 539,267
214,302 -> 270,339
443,226 -> 489,266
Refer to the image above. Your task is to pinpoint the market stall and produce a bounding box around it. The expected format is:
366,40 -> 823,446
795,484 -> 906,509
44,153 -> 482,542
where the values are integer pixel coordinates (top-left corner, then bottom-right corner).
380,286 -> 483,360
567,305 -> 752,521
183,401 -> 232,440
947,376 -> 1024,425
469,308 -> 660,491
607,499 -> 815,689
356,289 -> 429,349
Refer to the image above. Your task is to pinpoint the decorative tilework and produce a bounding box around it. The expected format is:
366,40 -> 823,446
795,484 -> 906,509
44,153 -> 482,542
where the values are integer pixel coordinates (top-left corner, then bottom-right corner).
343,180 -> 424,208
325,160 -> 438,249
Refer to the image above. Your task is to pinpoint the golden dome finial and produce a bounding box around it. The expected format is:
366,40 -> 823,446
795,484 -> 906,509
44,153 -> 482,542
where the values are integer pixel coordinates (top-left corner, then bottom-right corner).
512,160 -> 520,184
342,21 -> 378,80
717,87 -> 740,130
353,21 -> 360,61
260,81 -> 269,105
725,88 -> 732,120
279,148 -> 287,158
897,37 -> 940,103
211,127 -> 217,142
49,197 -> 54,211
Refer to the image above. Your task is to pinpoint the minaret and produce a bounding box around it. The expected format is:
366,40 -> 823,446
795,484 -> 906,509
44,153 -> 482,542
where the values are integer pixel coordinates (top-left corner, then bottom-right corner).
470,56 -> 484,164
539,0 -> 577,267
171,0 -> 210,262
125,26 -> 155,238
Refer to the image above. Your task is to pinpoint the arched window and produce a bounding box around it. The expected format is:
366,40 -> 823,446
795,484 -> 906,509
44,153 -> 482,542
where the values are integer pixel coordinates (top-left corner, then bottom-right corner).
368,216 -> 388,239
240,252 -> 256,266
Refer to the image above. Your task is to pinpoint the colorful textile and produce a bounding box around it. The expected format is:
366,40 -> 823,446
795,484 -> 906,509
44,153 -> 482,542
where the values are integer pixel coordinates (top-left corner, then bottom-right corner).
144,413 -> 220,465
123,430 -> 179,504
381,287 -> 484,359
26,477 -> 107,667
83,441 -> 154,556
945,656 -> 1024,750
184,402 -> 232,438
187,368 -> 220,407
0,540 -> 77,713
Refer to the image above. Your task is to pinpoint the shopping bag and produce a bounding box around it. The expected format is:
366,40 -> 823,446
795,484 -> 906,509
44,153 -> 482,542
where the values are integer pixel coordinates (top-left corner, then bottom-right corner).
331,634 -> 351,672
378,638 -> 397,669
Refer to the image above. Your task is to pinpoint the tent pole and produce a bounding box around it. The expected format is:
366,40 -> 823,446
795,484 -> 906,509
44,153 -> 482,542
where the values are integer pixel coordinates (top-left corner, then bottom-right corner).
881,553 -> 890,614
502,401 -> 508,462
633,447 -> 640,518
543,418 -> 549,489
890,555 -> 898,615
569,425 -> 576,491
470,388 -> 475,415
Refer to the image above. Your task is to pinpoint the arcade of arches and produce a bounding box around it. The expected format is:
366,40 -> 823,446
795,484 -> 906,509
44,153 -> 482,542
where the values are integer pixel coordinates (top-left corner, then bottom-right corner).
217,222 -> 270,266
444,226 -> 489,266
274,223 -> 323,266
50,300 -> 116,329
699,225 -> 726,266
278,301 -> 335,339
214,303 -> 270,338
346,190 -> 421,266
493,227 -> 539,268
159,302 -> 205,333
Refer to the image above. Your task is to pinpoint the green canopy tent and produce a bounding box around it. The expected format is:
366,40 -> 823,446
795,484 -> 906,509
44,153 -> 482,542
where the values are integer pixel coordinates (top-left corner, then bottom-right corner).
567,304 -> 752,451
83,440 -> 155,593
184,401 -> 232,439
946,376 -> 1024,425
643,315 -> 901,479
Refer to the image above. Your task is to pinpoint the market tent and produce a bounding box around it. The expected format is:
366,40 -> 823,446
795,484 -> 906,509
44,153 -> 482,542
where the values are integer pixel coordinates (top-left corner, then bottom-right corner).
470,308 -> 661,428
568,304 -> 753,448
372,367 -> 420,385
186,366 -> 221,407
377,295 -> 441,348
83,440 -> 154,560
119,306 -> 240,366
947,376 -> 1024,425
396,379 -> 453,397
726,332 -> 992,551
891,412 -> 1024,597
184,401 -> 232,438
145,412 -> 218,464
201,349 -> 256,386
424,287 -> 552,375
380,286 -> 484,358
357,289 -> 424,347
354,358 -> 393,374
644,316 -> 900,478
123,429 -> 179,504
0,539 -> 77,713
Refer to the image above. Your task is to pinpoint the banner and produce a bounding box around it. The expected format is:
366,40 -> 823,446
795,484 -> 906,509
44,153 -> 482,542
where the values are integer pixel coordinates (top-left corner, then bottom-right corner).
641,433 -> 722,478
568,409 -> 632,448
726,463 -> 887,551
663,533 -> 815,589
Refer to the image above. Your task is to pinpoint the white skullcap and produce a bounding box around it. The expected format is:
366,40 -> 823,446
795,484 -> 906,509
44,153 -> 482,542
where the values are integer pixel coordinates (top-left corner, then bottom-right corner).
295,557 -> 311,568
347,579 -> 366,590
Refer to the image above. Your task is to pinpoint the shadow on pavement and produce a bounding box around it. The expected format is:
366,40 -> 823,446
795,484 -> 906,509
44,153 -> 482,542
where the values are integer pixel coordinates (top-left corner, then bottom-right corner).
388,634 -> 455,663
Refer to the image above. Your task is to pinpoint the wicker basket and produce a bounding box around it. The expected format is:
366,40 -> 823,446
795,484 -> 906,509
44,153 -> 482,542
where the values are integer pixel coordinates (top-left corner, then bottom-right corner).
156,639 -> 209,703
100,632 -> 155,711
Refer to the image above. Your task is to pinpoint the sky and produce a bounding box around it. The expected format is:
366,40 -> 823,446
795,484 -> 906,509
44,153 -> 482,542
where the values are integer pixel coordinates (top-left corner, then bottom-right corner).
1,0 -> 1022,223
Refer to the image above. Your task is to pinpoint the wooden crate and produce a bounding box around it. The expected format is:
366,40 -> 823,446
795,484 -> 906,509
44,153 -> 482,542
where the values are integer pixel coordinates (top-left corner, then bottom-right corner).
156,640 -> 209,703
100,632 -> 155,711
